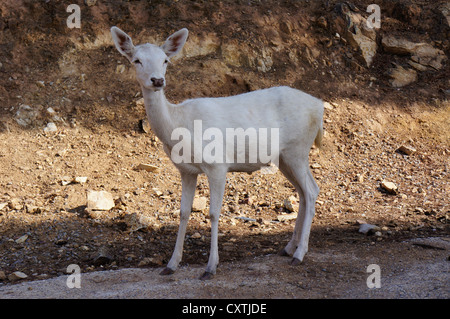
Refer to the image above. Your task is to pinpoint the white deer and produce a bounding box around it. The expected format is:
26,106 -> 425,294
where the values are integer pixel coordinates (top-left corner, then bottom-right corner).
111,26 -> 324,280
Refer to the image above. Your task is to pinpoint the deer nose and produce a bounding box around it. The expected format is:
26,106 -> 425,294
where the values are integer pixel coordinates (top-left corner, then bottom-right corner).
151,77 -> 165,88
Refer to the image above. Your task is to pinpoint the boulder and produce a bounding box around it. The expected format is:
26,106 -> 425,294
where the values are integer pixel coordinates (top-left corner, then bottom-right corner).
387,64 -> 417,88
332,2 -> 378,67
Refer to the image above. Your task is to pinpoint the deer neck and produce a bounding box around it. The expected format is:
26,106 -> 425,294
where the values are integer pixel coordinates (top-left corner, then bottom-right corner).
142,87 -> 177,147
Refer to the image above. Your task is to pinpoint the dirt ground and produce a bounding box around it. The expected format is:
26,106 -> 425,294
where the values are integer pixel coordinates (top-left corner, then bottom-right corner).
0,0 -> 448,298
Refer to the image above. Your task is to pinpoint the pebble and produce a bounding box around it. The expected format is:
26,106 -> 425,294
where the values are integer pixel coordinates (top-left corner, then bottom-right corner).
192,196 -> 207,211
86,190 -> 115,211
135,163 -> 159,173
397,145 -> 416,155
15,234 -> 29,244
380,180 -> 398,194
358,223 -> 381,235
43,122 -> 57,133
8,271 -> 28,282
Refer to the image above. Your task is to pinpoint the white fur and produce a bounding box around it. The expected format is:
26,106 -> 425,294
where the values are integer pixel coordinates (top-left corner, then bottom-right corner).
111,26 -> 324,279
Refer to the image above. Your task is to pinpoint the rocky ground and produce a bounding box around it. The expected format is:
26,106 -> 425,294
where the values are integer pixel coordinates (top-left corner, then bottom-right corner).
0,0 -> 448,298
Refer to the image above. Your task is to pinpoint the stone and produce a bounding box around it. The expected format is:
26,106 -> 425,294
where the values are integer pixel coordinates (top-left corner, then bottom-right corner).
139,118 -> 151,133
123,212 -> 153,232
8,271 -> 28,282
397,145 -> 416,155
358,223 -> 380,235
92,247 -> 113,266
191,232 -> 202,239
15,234 -> 29,244
277,213 -> 298,222
15,105 -> 38,127
333,2 -> 377,67
283,198 -> 296,212
86,190 -> 115,211
135,163 -> 159,173
85,0 -> 97,6
152,188 -> 163,197
192,196 -> 207,211
44,122 -> 57,133
382,35 -> 447,70
136,98 -> 145,108
115,64 -> 126,74
74,176 -> 88,184
9,198 -> 23,210
380,180 -> 398,195
387,64 -> 417,88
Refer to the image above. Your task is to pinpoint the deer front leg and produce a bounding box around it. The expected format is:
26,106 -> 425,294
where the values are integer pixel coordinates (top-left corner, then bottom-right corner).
199,171 -> 227,280
160,172 -> 197,275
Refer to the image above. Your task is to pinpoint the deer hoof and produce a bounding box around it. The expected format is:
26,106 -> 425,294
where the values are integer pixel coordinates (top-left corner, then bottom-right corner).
290,257 -> 302,266
199,271 -> 214,280
160,267 -> 175,276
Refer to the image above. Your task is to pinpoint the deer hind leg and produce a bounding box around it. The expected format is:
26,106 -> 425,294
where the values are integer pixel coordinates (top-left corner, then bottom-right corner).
278,156 -> 319,264
160,172 -> 197,275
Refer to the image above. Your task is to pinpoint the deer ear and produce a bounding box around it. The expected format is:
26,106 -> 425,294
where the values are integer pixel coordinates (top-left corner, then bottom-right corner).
161,28 -> 188,58
111,26 -> 135,61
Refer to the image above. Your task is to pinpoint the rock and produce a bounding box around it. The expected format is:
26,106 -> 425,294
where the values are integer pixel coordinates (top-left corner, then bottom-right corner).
136,98 -> 145,108
358,223 -> 380,235
382,35 -> 421,55
387,64 -> 417,88
8,271 -> 28,282
85,0 -> 97,6
9,198 -> 23,210
0,270 -> 6,281
382,35 -> 447,70
15,234 -> 29,244
440,3 -> 450,27
311,163 -> 322,169
74,176 -> 88,184
115,64 -> 126,74
0,202 -> 8,211
283,198 -> 297,212
380,180 -> 398,195
192,196 -> 207,211
25,204 -> 42,214
15,105 -> 38,127
135,163 -> 159,173
44,122 -> 57,133
36,80 -> 45,88
277,213 -> 298,222
139,118 -> 151,133
92,247 -> 113,266
333,2 -> 377,67
86,190 -> 115,211
191,232 -> 202,239
152,188 -> 163,197
123,212 -> 153,232
397,145 -> 416,155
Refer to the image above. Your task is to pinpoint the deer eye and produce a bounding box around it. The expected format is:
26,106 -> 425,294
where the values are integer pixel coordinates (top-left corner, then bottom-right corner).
133,59 -> 142,65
